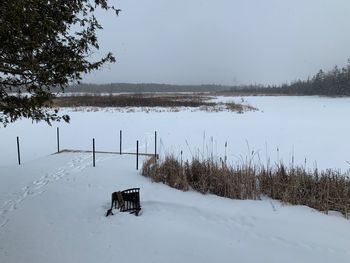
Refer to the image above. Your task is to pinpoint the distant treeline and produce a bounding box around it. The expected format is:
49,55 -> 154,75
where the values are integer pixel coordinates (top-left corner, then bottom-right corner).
62,83 -> 231,93
228,62 -> 350,96
285,63 -> 350,95
63,61 -> 350,96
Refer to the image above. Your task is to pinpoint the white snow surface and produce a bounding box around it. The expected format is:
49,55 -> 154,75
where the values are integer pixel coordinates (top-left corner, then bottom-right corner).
0,96 -> 350,262
0,152 -> 349,263
1,96 -> 350,170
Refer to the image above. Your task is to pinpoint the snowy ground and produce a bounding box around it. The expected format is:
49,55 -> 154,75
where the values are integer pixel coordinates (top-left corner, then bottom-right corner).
0,152 -> 349,263
1,96 -> 350,262
0,96 -> 350,170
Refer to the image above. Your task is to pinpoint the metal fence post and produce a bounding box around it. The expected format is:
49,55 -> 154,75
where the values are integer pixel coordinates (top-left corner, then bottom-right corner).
57,127 -> 60,153
136,140 -> 139,170
120,130 -> 122,155
155,131 -> 157,158
93,138 -> 96,167
17,136 -> 21,165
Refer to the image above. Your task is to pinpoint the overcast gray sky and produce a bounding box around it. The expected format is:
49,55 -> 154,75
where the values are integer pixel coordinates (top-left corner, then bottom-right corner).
83,0 -> 350,85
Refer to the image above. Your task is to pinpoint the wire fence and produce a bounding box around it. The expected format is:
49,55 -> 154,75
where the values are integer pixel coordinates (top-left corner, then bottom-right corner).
14,128 -> 159,170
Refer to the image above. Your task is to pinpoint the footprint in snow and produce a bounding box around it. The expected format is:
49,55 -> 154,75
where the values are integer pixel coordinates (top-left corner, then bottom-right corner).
0,154 -> 92,231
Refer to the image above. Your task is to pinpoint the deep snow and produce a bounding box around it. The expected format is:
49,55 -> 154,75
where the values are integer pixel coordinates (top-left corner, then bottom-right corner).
1,96 -> 350,170
0,152 -> 349,263
1,96 -> 350,262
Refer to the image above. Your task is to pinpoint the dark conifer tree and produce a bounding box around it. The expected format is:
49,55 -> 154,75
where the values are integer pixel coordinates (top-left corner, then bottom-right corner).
0,0 -> 118,126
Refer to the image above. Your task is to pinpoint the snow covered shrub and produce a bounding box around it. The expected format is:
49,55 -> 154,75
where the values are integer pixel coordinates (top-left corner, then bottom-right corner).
184,159 -> 211,193
142,156 -> 189,191
258,165 -> 350,217
141,156 -> 159,181
142,155 -> 350,218
143,156 -> 259,199
159,156 -> 189,191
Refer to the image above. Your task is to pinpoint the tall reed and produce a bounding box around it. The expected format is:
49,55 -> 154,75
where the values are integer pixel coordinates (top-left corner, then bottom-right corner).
142,156 -> 350,218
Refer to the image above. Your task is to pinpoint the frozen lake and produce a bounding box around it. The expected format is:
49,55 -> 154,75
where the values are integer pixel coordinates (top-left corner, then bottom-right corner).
0,96 -> 349,170
1,96 -> 350,263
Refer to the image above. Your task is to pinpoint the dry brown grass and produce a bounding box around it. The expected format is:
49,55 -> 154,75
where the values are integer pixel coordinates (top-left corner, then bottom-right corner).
53,94 -> 257,113
142,156 -> 350,218
224,102 -> 258,113
53,94 -> 215,108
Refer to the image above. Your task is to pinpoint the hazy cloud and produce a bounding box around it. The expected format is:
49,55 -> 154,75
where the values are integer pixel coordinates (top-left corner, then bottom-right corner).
84,0 -> 350,85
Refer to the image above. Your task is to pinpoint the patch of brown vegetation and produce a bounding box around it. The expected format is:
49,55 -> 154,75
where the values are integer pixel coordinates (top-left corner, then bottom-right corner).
53,94 -> 257,113
142,156 -> 350,218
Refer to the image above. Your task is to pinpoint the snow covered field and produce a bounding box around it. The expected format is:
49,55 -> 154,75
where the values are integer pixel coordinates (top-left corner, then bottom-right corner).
0,153 -> 349,263
0,96 -> 350,170
0,96 -> 350,262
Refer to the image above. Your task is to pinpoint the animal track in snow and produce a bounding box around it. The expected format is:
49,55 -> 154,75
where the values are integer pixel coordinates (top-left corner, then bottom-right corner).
0,154 -> 93,231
